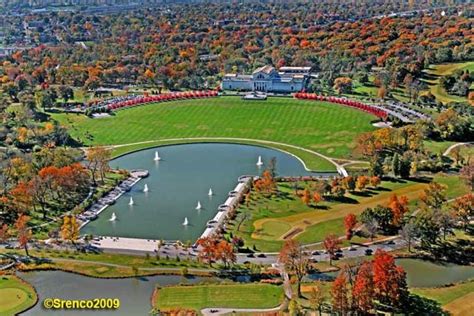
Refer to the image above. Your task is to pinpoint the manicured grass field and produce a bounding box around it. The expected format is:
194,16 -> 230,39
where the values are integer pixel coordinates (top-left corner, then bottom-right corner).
154,283 -> 283,311
230,175 -> 470,252
411,280 -> 474,308
0,275 -> 37,316
52,96 -> 376,170
423,61 -> 474,104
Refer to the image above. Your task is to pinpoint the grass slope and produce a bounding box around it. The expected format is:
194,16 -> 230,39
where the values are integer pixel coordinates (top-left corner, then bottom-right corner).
423,61 -> 474,104
0,275 -> 37,316
52,96 -> 376,168
155,283 -> 283,311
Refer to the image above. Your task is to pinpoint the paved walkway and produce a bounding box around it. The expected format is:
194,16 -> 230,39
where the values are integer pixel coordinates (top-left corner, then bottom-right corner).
84,137 -> 348,176
201,305 -> 281,315
443,142 -> 473,156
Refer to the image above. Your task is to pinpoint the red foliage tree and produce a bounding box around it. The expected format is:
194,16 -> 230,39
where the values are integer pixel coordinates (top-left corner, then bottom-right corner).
323,234 -> 341,265
343,213 -> 358,240
372,249 -> 408,308
331,272 -> 350,314
14,214 -> 31,256
388,194 -> 409,227
352,261 -> 375,313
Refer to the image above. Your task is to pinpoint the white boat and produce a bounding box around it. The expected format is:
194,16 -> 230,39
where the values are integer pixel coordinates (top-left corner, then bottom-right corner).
129,197 -> 134,206
208,188 -> 213,196
143,184 -> 149,193
109,212 -> 117,221
154,151 -> 161,161
256,155 -> 263,167
196,201 -> 202,210
183,217 -> 189,226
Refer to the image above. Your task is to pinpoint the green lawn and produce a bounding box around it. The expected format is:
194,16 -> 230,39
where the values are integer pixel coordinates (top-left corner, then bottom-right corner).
0,275 -> 37,316
422,61 -> 474,104
155,283 -> 283,311
230,175 -> 469,252
411,280 -> 474,306
51,96 -> 377,170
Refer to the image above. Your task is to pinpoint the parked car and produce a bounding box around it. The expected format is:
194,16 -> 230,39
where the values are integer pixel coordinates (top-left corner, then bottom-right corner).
311,250 -> 320,255
247,253 -> 255,258
257,253 -> 266,258
365,248 -> 373,255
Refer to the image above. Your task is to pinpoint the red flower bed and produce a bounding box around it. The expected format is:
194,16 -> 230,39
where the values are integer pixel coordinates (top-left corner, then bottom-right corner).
105,90 -> 219,111
294,92 -> 388,120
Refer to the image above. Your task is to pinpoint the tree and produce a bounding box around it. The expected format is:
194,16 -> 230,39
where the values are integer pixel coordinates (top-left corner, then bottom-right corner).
323,234 -> 341,266
301,188 -> 311,206
0,223 -> 9,244
60,215 -> 79,245
388,194 -> 409,227
356,175 -> 369,191
344,213 -> 357,240
215,240 -> 236,268
391,153 -> 401,177
278,239 -> 309,297
342,176 -> 356,192
460,159 -> 474,191
399,221 -> 418,252
372,250 -> 408,309
312,192 -> 322,206
254,170 -> 276,195
331,271 -> 349,315
452,194 -> 474,230
377,86 -> 387,100
333,77 -> 353,94
196,237 -> 218,266
352,261 -> 375,313
86,146 -> 111,185
365,219 -> 378,241
14,214 -> 31,256
370,176 -> 381,188
361,205 -> 393,233
420,182 -> 447,210
309,281 -> 325,316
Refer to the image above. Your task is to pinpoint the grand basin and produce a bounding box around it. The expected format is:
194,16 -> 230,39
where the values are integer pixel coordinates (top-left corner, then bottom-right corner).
81,143 -> 332,241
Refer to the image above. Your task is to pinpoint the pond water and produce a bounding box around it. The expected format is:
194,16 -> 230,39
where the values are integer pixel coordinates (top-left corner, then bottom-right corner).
18,271 -> 215,315
395,258 -> 474,288
81,143 -> 331,241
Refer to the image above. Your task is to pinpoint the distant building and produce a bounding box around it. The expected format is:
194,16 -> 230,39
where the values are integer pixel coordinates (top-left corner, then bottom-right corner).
222,65 -> 311,93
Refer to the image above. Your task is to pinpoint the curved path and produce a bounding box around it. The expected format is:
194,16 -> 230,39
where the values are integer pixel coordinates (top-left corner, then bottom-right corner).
92,137 -> 349,176
443,142 -> 473,157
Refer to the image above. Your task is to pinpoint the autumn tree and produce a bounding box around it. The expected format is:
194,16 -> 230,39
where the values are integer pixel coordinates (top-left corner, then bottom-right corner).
356,175 -> 369,191
301,188 -> 311,206
0,223 -> 9,244
309,281 -> 325,316
333,77 -> 353,94
278,239 -> 309,297
372,250 -> 408,309
419,182 -> 447,210
60,215 -> 79,245
215,240 -> 236,268
370,176 -> 381,188
254,170 -> 276,195
331,271 -> 350,315
323,234 -> 341,265
312,192 -> 322,206
460,159 -> 474,191
86,146 -> 111,185
451,194 -> 474,230
352,261 -> 375,313
196,237 -> 218,266
344,213 -> 358,240
14,214 -> 31,256
388,194 -> 409,227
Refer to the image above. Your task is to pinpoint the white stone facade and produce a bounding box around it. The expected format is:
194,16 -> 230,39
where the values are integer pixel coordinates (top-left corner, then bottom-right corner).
222,65 -> 311,93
